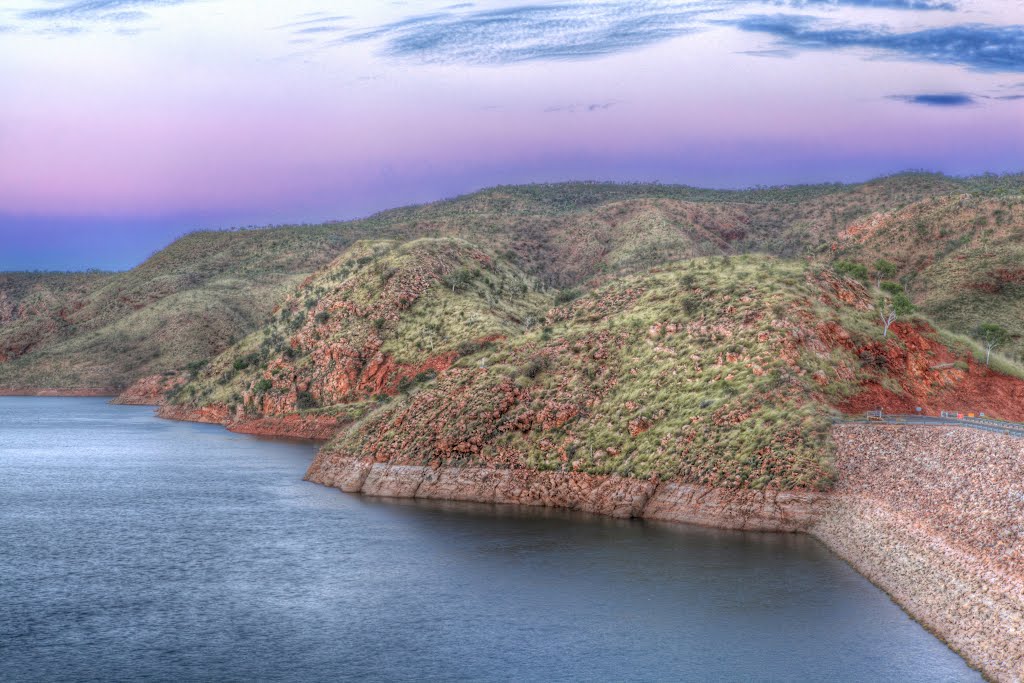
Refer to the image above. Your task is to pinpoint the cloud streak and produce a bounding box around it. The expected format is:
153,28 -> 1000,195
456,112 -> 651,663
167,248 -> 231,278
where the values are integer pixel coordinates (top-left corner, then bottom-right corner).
786,0 -> 956,10
888,92 -> 975,106
544,100 -> 619,113
20,0 -> 190,21
730,14 -> 1024,72
342,2 -> 726,65
329,1 -> 991,67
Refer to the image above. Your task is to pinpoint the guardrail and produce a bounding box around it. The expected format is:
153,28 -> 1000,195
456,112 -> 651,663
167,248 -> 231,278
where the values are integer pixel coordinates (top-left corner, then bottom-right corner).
838,412 -> 1024,438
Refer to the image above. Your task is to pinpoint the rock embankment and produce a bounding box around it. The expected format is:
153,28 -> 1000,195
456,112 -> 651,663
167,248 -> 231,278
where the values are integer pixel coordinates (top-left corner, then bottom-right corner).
305,455 -> 825,532
816,425 -> 1024,682
305,425 -> 1024,681
157,404 -> 347,441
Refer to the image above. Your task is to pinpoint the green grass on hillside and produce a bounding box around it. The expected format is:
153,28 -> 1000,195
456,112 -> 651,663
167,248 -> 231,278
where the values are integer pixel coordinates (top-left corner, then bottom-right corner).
173,238 -> 552,412
323,256 -> 889,491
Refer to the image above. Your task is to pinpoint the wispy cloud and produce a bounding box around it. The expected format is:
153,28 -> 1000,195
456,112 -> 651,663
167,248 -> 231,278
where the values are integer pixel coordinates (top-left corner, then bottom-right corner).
730,14 -> 1024,72
736,47 -> 795,58
317,0 -> 972,65
888,92 -> 975,106
294,25 -> 347,35
21,0 -> 190,20
342,2 -> 728,65
785,0 -> 955,10
276,14 -> 350,35
544,100 -> 619,113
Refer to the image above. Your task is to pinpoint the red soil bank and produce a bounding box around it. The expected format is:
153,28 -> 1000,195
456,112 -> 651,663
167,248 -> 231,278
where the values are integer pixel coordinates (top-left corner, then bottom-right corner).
834,321 -> 1024,421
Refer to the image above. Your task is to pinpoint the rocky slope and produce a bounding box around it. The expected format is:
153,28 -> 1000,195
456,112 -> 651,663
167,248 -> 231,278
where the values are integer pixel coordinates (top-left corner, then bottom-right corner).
832,188 -> 1024,359
111,373 -> 187,405
307,253 -> 1024,488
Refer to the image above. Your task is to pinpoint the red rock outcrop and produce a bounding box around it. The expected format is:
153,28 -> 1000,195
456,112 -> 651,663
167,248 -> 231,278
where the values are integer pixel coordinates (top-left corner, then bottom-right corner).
112,373 -> 187,406
156,404 -> 345,441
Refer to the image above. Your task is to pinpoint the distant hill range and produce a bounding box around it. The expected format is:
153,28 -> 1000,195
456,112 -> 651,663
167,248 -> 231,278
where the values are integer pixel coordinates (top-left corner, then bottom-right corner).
4,172 -> 1022,393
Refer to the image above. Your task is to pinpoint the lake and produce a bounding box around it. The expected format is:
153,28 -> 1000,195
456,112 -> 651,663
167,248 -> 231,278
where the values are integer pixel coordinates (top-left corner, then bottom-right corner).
0,398 -> 979,681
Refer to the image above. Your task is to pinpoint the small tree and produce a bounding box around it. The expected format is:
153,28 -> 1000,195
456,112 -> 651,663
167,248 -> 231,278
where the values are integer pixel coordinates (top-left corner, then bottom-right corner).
873,259 -> 897,288
877,291 -> 914,338
974,323 -> 1009,366
444,268 -> 475,293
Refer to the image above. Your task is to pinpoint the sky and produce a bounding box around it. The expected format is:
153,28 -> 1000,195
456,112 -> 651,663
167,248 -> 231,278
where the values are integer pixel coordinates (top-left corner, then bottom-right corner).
1,0 -> 1023,270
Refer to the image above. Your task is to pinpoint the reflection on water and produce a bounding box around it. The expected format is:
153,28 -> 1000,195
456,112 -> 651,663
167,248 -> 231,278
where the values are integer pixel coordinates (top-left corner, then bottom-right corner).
0,398 -> 979,682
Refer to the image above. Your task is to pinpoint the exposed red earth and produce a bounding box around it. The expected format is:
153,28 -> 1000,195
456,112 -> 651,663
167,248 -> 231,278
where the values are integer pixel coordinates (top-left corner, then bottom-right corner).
834,321 -> 1024,421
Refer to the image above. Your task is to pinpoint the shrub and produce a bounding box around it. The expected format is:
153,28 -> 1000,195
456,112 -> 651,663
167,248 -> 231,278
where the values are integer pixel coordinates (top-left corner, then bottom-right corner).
233,353 -> 259,371
457,339 -> 493,357
521,356 -> 550,379
833,260 -> 869,281
253,379 -> 273,393
554,288 -> 581,305
186,360 -> 207,376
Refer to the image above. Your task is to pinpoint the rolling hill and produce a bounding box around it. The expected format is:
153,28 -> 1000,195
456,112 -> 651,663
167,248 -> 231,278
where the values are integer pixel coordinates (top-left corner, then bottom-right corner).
3,172 -> 1023,393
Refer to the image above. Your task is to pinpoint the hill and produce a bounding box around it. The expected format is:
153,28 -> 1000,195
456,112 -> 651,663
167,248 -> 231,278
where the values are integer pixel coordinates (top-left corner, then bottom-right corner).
311,253 -> 1024,490
3,172 -> 1023,392
830,189 -> 1024,359
0,271 -> 112,364
0,225 -> 401,390
158,238 -> 549,435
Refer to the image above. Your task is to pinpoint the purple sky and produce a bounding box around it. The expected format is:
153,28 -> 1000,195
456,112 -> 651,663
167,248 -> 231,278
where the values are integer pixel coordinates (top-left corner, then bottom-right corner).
1,0 -> 1023,270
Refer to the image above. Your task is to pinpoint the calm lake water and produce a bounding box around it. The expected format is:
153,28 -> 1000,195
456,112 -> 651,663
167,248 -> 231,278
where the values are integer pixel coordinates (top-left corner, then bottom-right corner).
0,397 -> 979,682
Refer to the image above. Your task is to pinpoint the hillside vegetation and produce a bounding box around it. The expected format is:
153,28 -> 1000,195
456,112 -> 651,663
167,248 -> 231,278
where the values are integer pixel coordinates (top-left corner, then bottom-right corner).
172,238 -> 550,418
2,172 -> 1023,392
0,225 -> 406,388
0,271 -> 112,363
314,250 -> 1024,492
168,240 -> 1024,492
831,190 -> 1024,359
